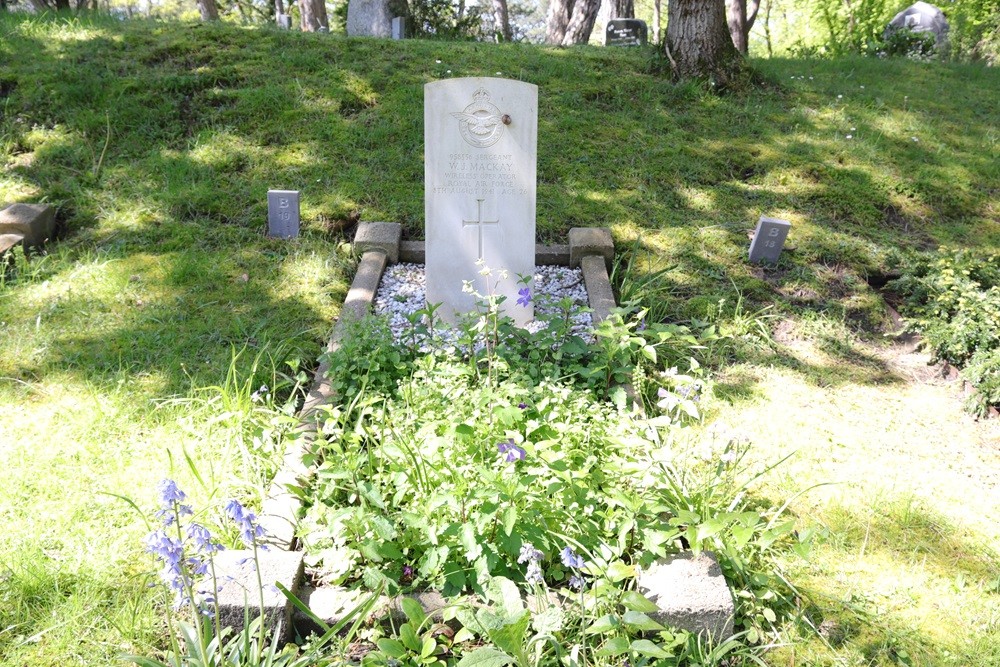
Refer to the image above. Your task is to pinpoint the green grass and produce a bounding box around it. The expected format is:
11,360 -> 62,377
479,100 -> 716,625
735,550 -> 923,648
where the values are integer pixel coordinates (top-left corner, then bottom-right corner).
0,11 -> 998,667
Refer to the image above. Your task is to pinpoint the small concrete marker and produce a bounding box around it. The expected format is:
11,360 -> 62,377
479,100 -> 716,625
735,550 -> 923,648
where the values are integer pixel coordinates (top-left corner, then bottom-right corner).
267,190 -> 300,238
0,203 -> 56,247
748,216 -> 791,264
213,548 -> 305,642
637,551 -> 735,639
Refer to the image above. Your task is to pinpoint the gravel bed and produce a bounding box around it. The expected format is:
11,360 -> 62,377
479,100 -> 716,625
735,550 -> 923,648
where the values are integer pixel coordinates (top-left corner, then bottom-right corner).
373,263 -> 594,349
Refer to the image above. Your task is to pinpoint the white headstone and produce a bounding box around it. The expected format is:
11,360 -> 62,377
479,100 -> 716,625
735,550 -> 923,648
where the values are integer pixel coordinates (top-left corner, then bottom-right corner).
748,216 -> 790,264
267,190 -> 300,238
424,78 -> 537,326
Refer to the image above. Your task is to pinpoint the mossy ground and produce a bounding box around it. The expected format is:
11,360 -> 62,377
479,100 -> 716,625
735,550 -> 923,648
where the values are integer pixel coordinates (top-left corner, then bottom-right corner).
0,13 -> 997,666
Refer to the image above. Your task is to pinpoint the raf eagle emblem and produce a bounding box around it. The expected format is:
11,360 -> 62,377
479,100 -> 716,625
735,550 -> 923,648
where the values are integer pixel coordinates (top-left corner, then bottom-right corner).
451,88 -> 506,148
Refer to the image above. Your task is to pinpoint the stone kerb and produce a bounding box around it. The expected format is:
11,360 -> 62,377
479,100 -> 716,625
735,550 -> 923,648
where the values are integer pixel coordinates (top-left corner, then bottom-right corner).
216,224 -> 400,640
569,227 -> 616,325
637,552 -> 736,639
0,203 -> 56,252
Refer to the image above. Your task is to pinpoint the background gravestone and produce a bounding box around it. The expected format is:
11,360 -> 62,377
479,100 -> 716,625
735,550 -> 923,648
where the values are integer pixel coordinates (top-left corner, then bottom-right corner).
424,78 -> 537,327
606,19 -> 648,46
347,0 -> 392,37
885,2 -> 950,50
276,13 -> 292,28
392,16 -> 406,39
748,216 -> 790,264
267,190 -> 300,238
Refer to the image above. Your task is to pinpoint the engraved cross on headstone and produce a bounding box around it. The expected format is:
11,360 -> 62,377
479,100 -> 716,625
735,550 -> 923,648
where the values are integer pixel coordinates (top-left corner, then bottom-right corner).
462,198 -> 499,260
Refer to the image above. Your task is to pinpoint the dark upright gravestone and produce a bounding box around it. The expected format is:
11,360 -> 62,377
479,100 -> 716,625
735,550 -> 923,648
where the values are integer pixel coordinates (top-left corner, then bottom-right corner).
748,216 -> 790,264
606,19 -> 648,46
885,2 -> 949,50
267,190 -> 300,238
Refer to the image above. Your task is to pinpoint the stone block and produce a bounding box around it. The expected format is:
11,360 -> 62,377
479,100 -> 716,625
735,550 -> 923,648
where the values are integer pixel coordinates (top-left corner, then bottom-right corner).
569,227 -> 613,270
637,551 -> 735,640
213,548 -> 305,643
1,233 -> 24,255
580,255 -> 616,324
354,222 -> 402,264
0,203 -> 56,248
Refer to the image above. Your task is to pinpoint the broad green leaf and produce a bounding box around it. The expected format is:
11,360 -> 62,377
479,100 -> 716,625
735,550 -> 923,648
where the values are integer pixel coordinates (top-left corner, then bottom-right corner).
605,560 -> 636,583
400,624 -> 421,652
486,576 -> 523,618
487,610 -> 531,656
401,597 -> 426,626
629,639 -> 672,659
371,515 -> 398,541
502,505 -> 517,536
585,614 -> 621,635
377,639 -> 407,659
620,590 -> 660,613
622,611 -> 666,632
595,637 -> 631,657
457,647 -> 515,667
461,523 -> 483,562
762,607 -> 777,623
420,636 -> 436,659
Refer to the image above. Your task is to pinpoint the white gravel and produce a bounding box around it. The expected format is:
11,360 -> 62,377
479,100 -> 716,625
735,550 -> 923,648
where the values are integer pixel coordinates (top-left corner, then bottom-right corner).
374,263 -> 594,348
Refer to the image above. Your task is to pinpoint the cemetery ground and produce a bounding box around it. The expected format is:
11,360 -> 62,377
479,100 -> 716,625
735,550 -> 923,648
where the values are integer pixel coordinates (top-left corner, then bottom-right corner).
1,12 -> 998,667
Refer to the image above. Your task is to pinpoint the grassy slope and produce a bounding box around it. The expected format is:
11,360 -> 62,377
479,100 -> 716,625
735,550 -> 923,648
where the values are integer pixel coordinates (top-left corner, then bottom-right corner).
0,13 -> 998,667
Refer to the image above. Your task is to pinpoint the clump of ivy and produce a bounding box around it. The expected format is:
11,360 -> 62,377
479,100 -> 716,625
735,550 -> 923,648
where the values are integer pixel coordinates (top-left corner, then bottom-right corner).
891,247 -> 1000,415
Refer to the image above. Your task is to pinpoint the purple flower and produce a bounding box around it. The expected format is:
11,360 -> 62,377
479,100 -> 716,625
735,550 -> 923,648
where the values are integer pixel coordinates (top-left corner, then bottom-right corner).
403,564 -> 414,579
186,522 -> 224,555
155,479 -> 193,524
560,546 -> 584,569
516,287 -> 531,307
157,479 -> 186,507
525,561 -> 543,584
569,574 -> 584,590
518,543 -> 544,564
517,402 -> 528,410
224,499 -> 268,548
497,438 -> 526,463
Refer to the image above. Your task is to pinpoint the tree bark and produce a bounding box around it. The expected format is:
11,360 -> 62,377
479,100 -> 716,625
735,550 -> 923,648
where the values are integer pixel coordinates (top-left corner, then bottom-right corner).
492,0 -> 512,40
196,0 -> 219,20
726,0 -> 760,53
545,0 -> 573,44
298,0 -> 328,31
652,0 -> 662,43
561,0 -> 600,44
666,0 -> 743,84
610,0 -> 634,19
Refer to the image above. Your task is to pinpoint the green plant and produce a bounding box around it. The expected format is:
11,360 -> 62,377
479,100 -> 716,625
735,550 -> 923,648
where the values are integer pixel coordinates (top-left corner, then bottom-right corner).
363,597 -> 454,667
869,27 -> 939,60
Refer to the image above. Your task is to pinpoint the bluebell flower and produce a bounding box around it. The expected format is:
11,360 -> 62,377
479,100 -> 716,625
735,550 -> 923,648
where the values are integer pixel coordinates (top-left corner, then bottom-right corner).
224,499 -> 267,548
525,561 -> 543,584
497,438 -> 526,463
155,479 -> 193,525
186,522 -> 224,555
517,543 -> 544,564
516,287 -> 531,307
517,402 -> 528,410
560,546 -> 584,569
569,574 -> 584,590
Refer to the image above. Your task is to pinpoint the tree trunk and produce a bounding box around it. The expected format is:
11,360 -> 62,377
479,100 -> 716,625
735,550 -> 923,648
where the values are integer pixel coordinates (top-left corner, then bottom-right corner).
652,0 -> 661,43
545,0 -> 573,44
561,0 -> 600,44
610,0 -> 634,19
725,0 -> 760,53
492,0 -> 513,41
196,0 -> 219,20
298,0 -> 328,30
666,0 -> 743,84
